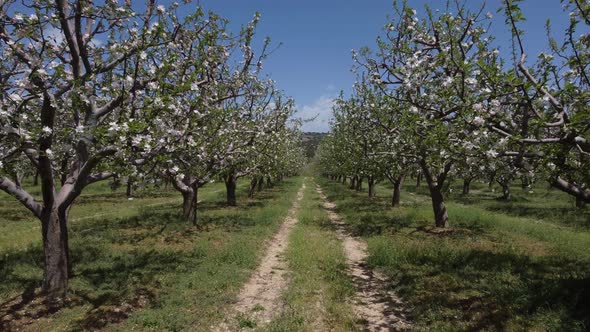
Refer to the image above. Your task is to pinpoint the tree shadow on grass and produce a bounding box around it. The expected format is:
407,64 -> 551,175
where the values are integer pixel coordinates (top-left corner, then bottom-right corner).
200,213 -> 257,232
454,192 -> 590,229
0,211 -> 198,330
0,180 -> 296,331
484,205 -> 590,228
0,241 -> 188,331
393,248 -> 590,330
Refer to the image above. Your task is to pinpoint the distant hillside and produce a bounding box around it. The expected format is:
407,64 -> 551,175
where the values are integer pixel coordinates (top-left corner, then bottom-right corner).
302,132 -> 328,158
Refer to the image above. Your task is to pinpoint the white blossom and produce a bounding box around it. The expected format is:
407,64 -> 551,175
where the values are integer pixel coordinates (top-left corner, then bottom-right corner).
42,126 -> 53,135
9,94 -> 22,103
472,116 -> 485,126
485,149 -> 498,158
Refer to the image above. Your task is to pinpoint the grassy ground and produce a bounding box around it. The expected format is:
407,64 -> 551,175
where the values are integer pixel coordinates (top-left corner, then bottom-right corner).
0,177 -> 303,331
264,178 -> 357,332
317,177 -> 590,331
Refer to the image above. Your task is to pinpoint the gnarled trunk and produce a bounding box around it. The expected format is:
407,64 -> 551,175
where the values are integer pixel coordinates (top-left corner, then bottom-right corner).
576,196 -> 586,209
391,175 -> 405,207
182,189 -> 196,222
550,177 -> 590,204
420,160 -> 451,228
488,171 -> 496,189
225,171 -> 237,206
191,185 -> 198,226
356,177 -> 363,191
126,178 -> 133,198
462,178 -> 472,195
164,175 -> 170,191
257,176 -> 264,192
368,176 -> 376,198
248,177 -> 257,198
173,175 -> 199,225
501,183 -> 512,200
349,176 -> 357,190
415,171 -> 421,189
429,186 -> 449,228
180,185 -> 199,226
41,205 -> 69,303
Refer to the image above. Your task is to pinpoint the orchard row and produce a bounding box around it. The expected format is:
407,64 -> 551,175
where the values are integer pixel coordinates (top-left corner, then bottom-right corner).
0,1 -> 305,301
317,0 -> 589,227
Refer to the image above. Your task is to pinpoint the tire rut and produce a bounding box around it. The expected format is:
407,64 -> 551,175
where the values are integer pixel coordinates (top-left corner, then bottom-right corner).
212,182 -> 306,331
316,185 -> 411,332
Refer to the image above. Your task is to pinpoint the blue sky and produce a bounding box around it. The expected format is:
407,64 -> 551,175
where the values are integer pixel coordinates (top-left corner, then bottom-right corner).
9,0 -> 576,132
197,0 -> 577,132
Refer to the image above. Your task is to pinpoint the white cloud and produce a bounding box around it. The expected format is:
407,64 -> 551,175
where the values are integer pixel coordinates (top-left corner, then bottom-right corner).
295,95 -> 334,133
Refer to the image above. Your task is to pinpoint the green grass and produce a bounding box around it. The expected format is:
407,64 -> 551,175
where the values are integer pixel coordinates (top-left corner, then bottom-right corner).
447,180 -> 590,230
264,178 -> 357,332
0,177 -> 303,331
317,177 -> 590,331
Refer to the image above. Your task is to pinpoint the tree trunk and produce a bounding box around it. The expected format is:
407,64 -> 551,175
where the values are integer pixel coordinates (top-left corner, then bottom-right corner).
349,176 -> 357,190
356,177 -> 363,191
33,170 -> 39,186
488,172 -> 496,189
182,189 -> 196,222
368,176 -> 376,198
420,162 -> 449,228
248,177 -> 257,198
429,186 -> 449,228
521,176 -> 529,190
257,176 -> 264,192
266,176 -> 272,188
342,176 -> 347,185
576,196 -> 586,209
191,185 -> 198,226
462,178 -> 472,195
550,177 -> 590,204
392,175 -> 405,207
225,172 -> 237,206
501,183 -> 512,200
41,205 -> 69,303
415,171 -> 421,189
126,178 -> 133,197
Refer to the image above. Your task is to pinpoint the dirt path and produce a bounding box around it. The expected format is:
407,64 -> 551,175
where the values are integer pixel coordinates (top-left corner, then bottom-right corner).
316,185 -> 411,332
213,182 -> 306,331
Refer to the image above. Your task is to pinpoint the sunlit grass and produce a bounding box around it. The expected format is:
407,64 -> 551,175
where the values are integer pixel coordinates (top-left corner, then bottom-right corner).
0,177 -> 302,331
317,177 -> 590,331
